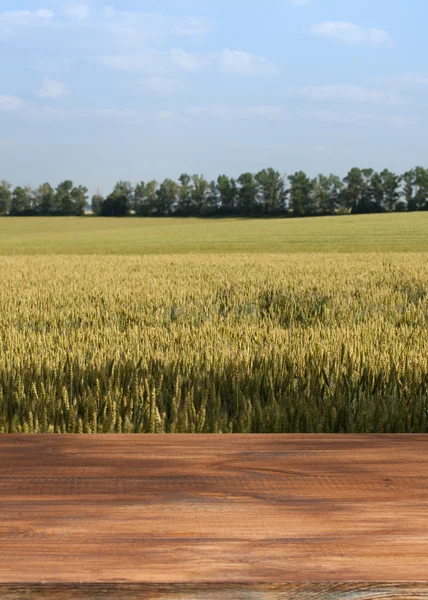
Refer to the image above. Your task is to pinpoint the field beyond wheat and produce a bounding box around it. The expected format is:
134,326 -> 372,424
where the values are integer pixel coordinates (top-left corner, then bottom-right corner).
1,252 -> 426,433
1,213 -> 427,254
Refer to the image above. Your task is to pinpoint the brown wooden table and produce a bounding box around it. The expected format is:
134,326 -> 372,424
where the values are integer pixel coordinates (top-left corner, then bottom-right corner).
1,435 -> 428,599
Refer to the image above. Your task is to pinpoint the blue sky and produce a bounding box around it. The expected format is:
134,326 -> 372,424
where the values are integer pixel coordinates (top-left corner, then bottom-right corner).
1,0 -> 427,194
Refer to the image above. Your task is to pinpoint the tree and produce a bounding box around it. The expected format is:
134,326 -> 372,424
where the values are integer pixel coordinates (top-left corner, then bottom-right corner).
2,165 -> 427,219
0,180 -> 11,215
237,172 -> 258,216
91,193 -> 104,216
414,166 -> 428,211
36,183 -> 55,216
205,181 -> 219,215
55,180 -> 74,215
312,174 -> 342,216
71,185 -> 88,216
10,186 -> 32,216
342,168 -> 364,213
191,175 -> 209,216
288,171 -> 314,217
101,193 -> 129,217
113,181 -> 134,206
156,179 -> 178,216
134,181 -> 158,216
380,169 -> 401,212
402,170 -> 415,211
369,171 -> 385,212
101,194 -> 128,217
176,174 -> 194,216
100,181 -> 133,217
256,169 -> 286,215
217,175 -> 237,215
358,169 -> 375,213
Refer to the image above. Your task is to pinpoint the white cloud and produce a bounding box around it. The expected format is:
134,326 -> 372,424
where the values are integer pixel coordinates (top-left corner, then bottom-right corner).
0,6 -> 214,50
35,10 -> 54,20
96,48 -> 278,78
218,49 -> 279,76
187,105 -> 283,119
64,4 -> 90,21
34,78 -> 68,99
172,16 -> 215,37
0,9 -> 54,39
99,9 -> 215,48
96,53 -> 161,73
155,110 -> 176,121
310,22 -> 391,45
225,140 -> 349,153
376,73 -> 428,86
141,77 -> 184,95
95,49 -> 205,74
242,106 -> 283,118
1,9 -> 54,25
30,107 -> 139,120
91,108 -> 137,119
297,109 -> 415,127
25,106 -> 179,124
0,95 -> 24,111
294,85 -> 403,105
170,49 -> 206,71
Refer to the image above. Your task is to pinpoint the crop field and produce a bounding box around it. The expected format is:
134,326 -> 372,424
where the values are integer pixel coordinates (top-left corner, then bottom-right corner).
0,214 -> 426,433
1,213 -> 428,255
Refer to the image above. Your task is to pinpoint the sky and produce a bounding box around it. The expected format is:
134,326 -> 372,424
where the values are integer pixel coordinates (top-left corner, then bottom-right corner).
1,0 -> 427,195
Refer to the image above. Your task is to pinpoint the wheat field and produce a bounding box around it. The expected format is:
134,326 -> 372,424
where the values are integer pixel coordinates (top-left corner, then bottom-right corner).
1,252 -> 426,433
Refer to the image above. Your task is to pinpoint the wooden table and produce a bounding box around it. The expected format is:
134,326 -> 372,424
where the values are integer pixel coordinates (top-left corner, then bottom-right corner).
1,435 -> 428,599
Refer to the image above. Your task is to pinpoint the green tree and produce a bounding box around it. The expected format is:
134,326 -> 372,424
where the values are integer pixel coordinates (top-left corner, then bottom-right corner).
380,169 -> 401,212
288,171 -> 314,217
101,194 -> 128,217
177,174 -> 194,216
205,181 -> 219,215
10,186 -> 32,215
342,168 -> 364,213
55,180 -> 74,215
237,172 -> 258,216
113,181 -> 134,206
345,169 -> 384,214
369,171 -> 385,212
100,181 -> 133,217
358,169 -> 376,213
217,175 -> 237,215
312,174 -> 343,215
91,193 -> 104,216
0,180 -> 12,215
191,175 -> 209,216
156,179 -> 178,216
256,168 -> 286,215
402,170 -> 415,211
71,185 -> 88,216
36,183 -> 55,216
414,166 -> 428,211
134,181 -> 158,216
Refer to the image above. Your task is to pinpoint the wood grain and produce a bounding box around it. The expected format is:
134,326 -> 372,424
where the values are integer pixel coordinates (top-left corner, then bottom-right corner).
1,436 -> 428,599
1,584 -> 428,599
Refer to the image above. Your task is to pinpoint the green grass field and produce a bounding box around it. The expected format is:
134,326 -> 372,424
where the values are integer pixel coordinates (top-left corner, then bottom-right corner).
0,213 -> 427,254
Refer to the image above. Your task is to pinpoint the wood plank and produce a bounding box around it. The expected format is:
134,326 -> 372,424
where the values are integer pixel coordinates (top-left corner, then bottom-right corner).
1,435 -> 428,598
1,584 -> 428,599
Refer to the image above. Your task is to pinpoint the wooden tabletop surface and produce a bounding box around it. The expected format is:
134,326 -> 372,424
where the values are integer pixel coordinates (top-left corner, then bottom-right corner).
1,435 -> 428,599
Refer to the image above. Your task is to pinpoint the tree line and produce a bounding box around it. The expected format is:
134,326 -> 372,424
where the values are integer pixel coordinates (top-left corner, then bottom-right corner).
1,167 -> 428,218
